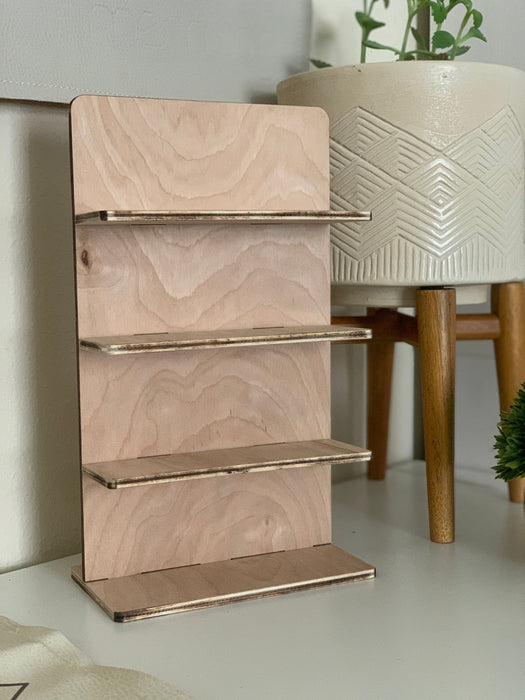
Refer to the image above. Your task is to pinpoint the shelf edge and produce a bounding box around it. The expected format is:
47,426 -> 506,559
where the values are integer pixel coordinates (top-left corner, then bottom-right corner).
75,209 -> 372,225
71,544 -> 375,621
82,439 -> 372,488
79,326 -> 372,355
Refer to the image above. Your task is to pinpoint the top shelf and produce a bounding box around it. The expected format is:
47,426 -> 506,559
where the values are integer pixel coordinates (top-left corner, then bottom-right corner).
75,210 -> 371,226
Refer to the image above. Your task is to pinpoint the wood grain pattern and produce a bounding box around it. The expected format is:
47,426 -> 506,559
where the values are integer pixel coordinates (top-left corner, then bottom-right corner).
332,310 -> 418,346
416,288 -> 456,544
333,311 -> 501,345
83,438 -> 371,488
366,310 -> 395,480
70,96 -> 329,214
80,325 -> 371,354
76,223 -> 330,338
455,314 -> 501,341
76,210 -> 371,225
82,465 -> 331,581
79,344 -> 330,464
72,544 -> 375,621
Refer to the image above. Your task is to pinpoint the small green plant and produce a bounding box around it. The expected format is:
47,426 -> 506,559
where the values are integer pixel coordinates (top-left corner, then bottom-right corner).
311,0 -> 486,68
493,383 -> 525,482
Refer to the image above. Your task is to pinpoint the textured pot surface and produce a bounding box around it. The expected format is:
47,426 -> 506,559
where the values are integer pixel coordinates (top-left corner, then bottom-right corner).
278,62 -> 525,287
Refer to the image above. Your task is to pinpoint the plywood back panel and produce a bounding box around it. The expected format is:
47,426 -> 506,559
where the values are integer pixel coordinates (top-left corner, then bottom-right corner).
82,465 -> 331,581
76,222 -> 329,337
70,96 -> 329,214
71,96 -> 334,581
80,344 -> 330,464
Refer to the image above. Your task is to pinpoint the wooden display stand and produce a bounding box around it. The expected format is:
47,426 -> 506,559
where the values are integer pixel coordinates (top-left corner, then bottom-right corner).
69,95 -> 374,622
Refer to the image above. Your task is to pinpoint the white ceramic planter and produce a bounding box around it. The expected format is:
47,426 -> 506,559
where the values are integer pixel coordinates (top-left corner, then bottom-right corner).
277,62 -> 525,292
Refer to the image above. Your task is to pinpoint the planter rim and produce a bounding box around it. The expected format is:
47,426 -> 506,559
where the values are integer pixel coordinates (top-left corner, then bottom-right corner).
278,60 -> 525,90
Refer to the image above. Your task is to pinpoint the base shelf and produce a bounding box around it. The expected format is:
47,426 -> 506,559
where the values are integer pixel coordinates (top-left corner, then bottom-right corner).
71,544 -> 375,622
82,438 -> 372,488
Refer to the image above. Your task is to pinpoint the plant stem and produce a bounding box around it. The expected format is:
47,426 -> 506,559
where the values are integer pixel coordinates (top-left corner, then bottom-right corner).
361,0 -> 368,63
449,8 -> 471,59
399,7 -> 418,60
360,0 -> 379,63
360,37 -> 367,63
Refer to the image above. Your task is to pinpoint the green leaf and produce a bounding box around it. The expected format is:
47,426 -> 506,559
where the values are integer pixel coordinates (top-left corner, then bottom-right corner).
383,0 -> 390,7
493,380 -> 525,481
411,26 -> 426,50
430,1 -> 447,24
455,0 -> 472,9
355,11 -> 367,29
363,39 -> 399,53
310,58 -> 333,69
472,9 -> 483,28
454,45 -> 471,56
432,30 -> 455,50
355,11 -> 385,31
462,26 -> 487,42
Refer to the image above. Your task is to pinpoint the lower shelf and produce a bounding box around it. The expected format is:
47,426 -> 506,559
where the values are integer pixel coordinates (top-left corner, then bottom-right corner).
71,544 -> 375,622
83,439 -> 371,488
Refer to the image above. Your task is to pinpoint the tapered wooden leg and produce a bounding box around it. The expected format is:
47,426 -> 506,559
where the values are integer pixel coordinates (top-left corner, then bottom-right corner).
367,309 -> 395,480
416,288 -> 456,543
492,282 -> 525,504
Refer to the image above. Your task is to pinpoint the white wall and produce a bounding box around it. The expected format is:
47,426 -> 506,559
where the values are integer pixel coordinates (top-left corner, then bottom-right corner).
0,103 -> 80,571
311,0 -> 412,65
0,0 -> 312,573
462,0 -> 525,69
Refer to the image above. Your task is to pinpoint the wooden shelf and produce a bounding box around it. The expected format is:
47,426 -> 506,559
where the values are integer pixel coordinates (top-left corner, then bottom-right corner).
83,439 -> 372,488
71,96 -> 375,616
71,544 -> 375,622
75,209 -> 371,225
79,325 -> 372,355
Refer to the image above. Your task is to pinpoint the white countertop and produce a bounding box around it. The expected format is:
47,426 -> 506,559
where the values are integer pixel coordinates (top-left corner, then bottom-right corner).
1,462 -> 524,700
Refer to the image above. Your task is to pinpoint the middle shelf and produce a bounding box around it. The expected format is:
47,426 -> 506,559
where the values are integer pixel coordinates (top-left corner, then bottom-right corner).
80,324 -> 372,354
83,438 -> 372,488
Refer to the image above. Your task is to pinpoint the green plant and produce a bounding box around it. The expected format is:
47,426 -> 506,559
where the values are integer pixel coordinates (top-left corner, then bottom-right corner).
311,0 -> 486,67
493,383 -> 525,482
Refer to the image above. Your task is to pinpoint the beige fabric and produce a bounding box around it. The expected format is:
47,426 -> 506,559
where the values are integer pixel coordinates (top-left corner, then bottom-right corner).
0,617 -> 192,699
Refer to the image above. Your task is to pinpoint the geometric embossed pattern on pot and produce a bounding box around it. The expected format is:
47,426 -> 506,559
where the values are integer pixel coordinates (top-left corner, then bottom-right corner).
330,106 -> 525,285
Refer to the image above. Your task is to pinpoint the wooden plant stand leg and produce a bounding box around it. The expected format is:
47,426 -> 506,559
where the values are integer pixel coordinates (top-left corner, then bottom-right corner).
416,288 -> 456,543
367,309 -> 395,480
492,282 -> 525,504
